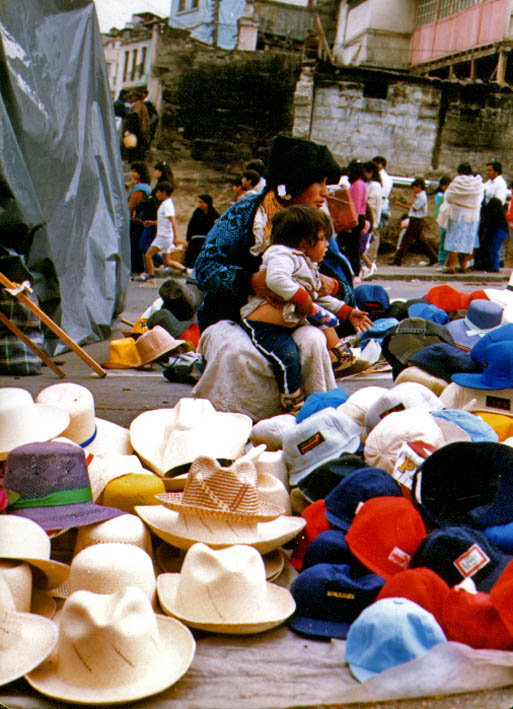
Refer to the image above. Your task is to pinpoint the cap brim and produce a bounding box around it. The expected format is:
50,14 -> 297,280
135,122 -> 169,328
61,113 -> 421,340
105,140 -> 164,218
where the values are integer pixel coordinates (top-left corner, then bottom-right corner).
289,438 -> 361,487
476,552 -> 513,592
289,614 -> 350,639
452,373 -> 511,390
324,510 -> 351,532
446,320 -> 479,349
348,661 -> 377,683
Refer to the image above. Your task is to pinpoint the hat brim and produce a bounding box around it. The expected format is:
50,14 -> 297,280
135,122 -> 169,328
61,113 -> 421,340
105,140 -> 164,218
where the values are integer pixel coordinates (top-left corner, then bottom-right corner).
10,500 -> 124,532
289,614 -> 351,640
452,372 -> 512,390
0,556 -> 70,591
26,615 -> 195,704
446,320 -> 480,349
155,493 -> 283,523
289,434 -> 361,487
0,405 -> 69,460
0,612 -> 58,686
136,505 -> 306,555
83,418 -> 133,456
138,340 -> 188,365
101,360 -> 141,369
157,573 -> 295,634
32,588 -> 57,618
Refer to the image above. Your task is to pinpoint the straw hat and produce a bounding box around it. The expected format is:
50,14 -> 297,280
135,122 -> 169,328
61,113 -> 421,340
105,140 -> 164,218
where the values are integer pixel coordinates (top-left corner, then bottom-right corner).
0,516 -> 70,590
100,472 -> 166,513
26,587 -> 196,704
0,575 -> 58,687
254,450 -> 289,488
36,382 -> 132,456
257,472 -> 291,515
395,366 -> 448,396
101,338 -> 142,369
74,513 -> 153,558
86,453 -> 148,502
136,503 -> 306,555
0,560 -> 56,619
157,543 -> 295,633
156,456 -> 284,523
135,325 -> 189,365
130,398 -> 252,476
0,387 -> 69,460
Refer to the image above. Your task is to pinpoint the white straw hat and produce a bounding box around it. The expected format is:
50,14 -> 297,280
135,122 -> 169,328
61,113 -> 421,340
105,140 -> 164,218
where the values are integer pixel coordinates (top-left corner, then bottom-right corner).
130,398 -> 252,477
74,513 -> 153,558
136,504 -> 306,555
0,516 -> 70,590
157,543 -> 295,633
0,387 -> 69,460
254,450 -> 289,488
26,587 -> 196,704
135,325 -> 189,365
0,560 -> 56,619
0,575 -> 58,687
36,382 -> 132,456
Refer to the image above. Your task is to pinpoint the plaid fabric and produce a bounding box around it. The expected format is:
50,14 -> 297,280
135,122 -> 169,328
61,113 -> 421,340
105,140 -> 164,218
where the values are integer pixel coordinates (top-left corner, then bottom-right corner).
0,330 -> 43,375
0,290 -> 40,332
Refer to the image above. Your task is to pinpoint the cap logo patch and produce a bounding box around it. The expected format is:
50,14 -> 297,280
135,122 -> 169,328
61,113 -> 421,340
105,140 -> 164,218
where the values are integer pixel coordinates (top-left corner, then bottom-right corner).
297,432 -> 325,455
326,590 -> 355,600
453,543 -> 490,578
380,403 -> 405,420
388,546 -> 411,569
486,395 -> 511,412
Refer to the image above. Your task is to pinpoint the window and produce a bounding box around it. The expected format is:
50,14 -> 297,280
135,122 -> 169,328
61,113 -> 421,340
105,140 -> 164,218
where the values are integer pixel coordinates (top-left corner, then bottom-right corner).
139,46 -> 147,79
178,0 -> 199,12
363,81 -> 388,100
178,0 -> 187,11
416,0 -> 483,26
123,51 -> 130,81
130,49 -> 137,81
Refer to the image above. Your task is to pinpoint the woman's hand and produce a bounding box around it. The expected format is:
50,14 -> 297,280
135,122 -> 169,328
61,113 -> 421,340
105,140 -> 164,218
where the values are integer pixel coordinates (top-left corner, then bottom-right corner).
250,270 -> 286,308
318,274 -> 337,297
143,220 -> 156,228
348,308 -> 373,333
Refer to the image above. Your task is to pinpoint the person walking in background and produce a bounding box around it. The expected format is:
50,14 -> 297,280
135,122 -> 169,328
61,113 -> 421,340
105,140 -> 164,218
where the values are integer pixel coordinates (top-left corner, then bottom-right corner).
246,159 -> 266,192
337,159 -> 367,278
434,176 -> 451,269
136,161 -> 176,274
393,178 -> 437,266
483,161 -> 508,205
123,88 -> 150,162
143,88 -> 159,144
476,197 -> 509,272
437,163 -> 483,274
360,160 -> 382,278
127,162 -> 152,277
372,155 -> 393,227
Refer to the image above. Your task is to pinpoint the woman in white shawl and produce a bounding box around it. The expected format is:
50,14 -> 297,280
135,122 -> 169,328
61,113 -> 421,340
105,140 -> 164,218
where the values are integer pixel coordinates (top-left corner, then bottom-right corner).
437,163 -> 484,274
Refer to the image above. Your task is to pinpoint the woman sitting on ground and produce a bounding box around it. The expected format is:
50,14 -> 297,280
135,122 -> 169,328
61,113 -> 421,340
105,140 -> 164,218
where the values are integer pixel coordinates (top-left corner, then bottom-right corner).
184,194 -> 219,269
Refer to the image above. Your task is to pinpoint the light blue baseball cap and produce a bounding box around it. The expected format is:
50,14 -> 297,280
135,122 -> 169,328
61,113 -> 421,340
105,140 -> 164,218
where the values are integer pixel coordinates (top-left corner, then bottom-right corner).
346,597 -> 447,682
431,409 -> 499,443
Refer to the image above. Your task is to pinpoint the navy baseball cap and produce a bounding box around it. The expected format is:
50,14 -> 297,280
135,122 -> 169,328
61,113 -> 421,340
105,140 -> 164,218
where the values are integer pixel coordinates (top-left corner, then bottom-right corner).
289,563 -> 384,639
302,529 -> 370,574
298,454 -> 365,503
471,323 -> 513,369
355,284 -> 390,321
296,389 -> 349,424
324,467 -> 402,532
408,343 -> 478,383
413,441 -> 513,528
453,342 -> 513,390
411,526 -> 512,592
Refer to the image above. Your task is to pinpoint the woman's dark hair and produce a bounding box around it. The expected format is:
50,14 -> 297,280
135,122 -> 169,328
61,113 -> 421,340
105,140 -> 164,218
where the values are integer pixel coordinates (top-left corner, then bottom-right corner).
411,178 -> 426,190
347,160 -> 364,184
154,161 -> 174,188
270,205 -> 332,249
198,193 -> 213,207
457,163 -> 473,175
155,181 -> 173,196
363,161 -> 382,185
483,197 -> 508,232
130,162 -> 151,184
437,176 -> 451,191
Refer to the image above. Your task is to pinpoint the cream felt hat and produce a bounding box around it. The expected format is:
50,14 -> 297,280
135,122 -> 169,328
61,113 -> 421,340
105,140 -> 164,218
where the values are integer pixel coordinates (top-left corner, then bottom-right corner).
36,382 -> 132,456
0,575 -> 58,687
26,587 -> 196,704
155,456 -> 284,522
157,543 -> 295,633
130,398 -> 252,477
0,516 -> 70,590
395,366 -> 448,396
86,453 -> 147,502
0,387 -> 69,460
0,560 -> 56,619
337,386 -> 388,427
135,325 -> 189,365
136,504 -> 306,555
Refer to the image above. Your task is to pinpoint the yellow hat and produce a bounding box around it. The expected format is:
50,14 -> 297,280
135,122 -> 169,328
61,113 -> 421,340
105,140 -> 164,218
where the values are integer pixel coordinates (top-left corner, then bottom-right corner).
102,338 -> 142,369
100,473 -> 166,513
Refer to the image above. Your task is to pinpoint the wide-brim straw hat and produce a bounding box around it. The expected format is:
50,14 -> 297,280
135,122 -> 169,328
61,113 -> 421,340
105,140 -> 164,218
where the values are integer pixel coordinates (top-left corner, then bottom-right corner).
101,337 -> 143,369
0,516 -> 70,590
157,543 -> 295,633
0,387 -> 69,460
136,504 -> 306,555
130,398 -> 252,476
35,382 -> 132,456
0,575 -> 58,687
135,325 -> 189,365
0,560 -> 56,619
26,587 -> 195,704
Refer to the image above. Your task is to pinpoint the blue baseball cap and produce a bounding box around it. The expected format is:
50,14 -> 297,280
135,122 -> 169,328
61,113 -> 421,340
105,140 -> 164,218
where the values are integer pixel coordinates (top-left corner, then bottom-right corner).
447,300 -> 503,350
471,323 -> 513,368
408,343 -> 478,383
289,563 -> 384,639
408,302 -> 449,325
355,284 -> 389,320
452,341 -> 513,390
346,597 -> 447,682
411,525 -> 512,592
484,520 -> 513,554
359,318 -> 398,346
413,441 -> 513,528
324,467 -> 402,532
296,389 -> 349,424
431,410 -> 499,443
298,454 -> 365,503
301,529 -> 370,573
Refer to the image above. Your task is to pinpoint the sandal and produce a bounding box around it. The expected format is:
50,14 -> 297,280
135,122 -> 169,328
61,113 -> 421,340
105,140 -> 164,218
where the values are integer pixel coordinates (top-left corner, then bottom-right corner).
280,390 -> 305,417
330,342 -> 357,375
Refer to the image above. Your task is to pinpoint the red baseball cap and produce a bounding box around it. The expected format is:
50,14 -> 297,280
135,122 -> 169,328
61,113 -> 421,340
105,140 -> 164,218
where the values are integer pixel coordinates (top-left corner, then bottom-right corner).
443,587 -> 513,649
346,497 -> 426,579
377,567 -> 449,627
490,558 -> 513,636
464,290 -> 489,309
425,285 -> 467,313
290,499 -> 330,570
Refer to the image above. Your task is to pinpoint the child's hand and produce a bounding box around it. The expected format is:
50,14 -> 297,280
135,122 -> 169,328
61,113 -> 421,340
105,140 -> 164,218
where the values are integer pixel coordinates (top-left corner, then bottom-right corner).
349,308 -> 373,332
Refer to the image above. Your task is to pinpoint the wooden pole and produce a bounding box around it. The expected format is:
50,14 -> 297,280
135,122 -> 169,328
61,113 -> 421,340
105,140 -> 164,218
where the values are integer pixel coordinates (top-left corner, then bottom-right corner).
0,273 -> 107,378
0,311 -> 65,378
314,15 -> 334,65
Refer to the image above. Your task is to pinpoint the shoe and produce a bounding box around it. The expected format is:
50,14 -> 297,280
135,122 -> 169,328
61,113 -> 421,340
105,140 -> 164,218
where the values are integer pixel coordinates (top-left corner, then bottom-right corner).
360,266 -> 370,280
441,267 -> 455,274
135,274 -> 156,282
330,342 -> 357,376
280,390 -> 305,417
362,263 -> 377,280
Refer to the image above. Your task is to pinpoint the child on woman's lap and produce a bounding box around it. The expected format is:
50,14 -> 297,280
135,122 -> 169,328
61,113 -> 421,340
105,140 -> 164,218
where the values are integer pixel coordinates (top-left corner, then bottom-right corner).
240,205 -> 372,415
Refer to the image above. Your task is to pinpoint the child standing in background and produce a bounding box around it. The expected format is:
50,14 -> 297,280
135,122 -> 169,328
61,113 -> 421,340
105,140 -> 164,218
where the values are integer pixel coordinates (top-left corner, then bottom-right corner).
434,176 -> 451,269
392,178 -> 437,266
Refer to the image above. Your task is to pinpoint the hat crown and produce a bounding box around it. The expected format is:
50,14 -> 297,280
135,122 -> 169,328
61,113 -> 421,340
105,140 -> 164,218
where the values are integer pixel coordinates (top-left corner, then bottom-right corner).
467,300 -> 503,329
0,574 -> 17,614
175,543 -> 268,620
69,543 -> 156,602
182,457 -> 260,515
75,514 -> 153,557
135,326 -> 183,365
57,588 -> 161,687
0,561 -> 32,613
0,387 -> 33,408
106,338 -> 141,367
36,383 -> 96,444
0,515 -> 52,561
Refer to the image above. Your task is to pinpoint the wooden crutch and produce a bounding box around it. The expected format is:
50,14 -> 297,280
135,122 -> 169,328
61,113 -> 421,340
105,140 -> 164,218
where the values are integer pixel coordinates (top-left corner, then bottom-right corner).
0,272 -> 107,378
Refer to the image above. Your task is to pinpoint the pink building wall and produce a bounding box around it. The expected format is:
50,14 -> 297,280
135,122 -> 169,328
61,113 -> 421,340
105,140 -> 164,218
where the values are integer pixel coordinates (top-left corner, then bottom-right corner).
411,0 -> 508,66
